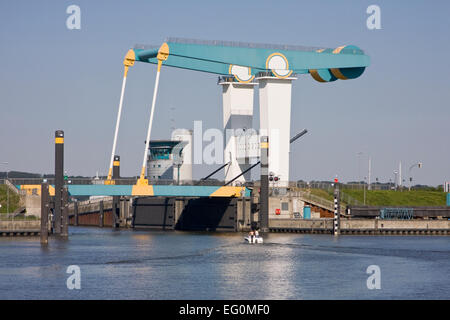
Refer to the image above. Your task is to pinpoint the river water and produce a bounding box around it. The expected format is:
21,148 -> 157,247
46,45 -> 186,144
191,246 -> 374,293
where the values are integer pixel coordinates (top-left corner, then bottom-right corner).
0,227 -> 449,300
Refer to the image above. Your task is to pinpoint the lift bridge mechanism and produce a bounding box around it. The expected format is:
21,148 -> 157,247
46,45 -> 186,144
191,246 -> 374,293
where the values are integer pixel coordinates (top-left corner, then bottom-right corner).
98,37 -> 369,196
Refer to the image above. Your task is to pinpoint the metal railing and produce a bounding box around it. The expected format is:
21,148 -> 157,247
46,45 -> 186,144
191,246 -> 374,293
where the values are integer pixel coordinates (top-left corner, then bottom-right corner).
165,37 -> 365,55
294,190 -> 335,212
295,181 -> 395,191
0,213 -> 38,221
6,177 -> 403,190
4,179 -> 19,194
380,208 -> 413,220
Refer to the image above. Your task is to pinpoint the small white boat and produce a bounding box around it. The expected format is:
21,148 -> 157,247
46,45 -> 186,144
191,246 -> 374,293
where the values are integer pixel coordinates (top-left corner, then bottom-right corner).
244,235 -> 264,244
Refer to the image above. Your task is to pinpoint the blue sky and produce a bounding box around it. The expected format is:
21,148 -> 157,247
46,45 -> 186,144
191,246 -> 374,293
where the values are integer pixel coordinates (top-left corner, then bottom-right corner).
0,0 -> 449,185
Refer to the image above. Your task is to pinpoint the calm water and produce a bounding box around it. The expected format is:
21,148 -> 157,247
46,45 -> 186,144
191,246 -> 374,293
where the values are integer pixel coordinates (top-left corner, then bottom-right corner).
0,227 -> 449,300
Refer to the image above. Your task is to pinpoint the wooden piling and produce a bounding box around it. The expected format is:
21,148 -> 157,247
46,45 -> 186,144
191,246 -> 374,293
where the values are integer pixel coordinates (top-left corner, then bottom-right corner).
99,201 -> 104,228
74,201 -> 78,226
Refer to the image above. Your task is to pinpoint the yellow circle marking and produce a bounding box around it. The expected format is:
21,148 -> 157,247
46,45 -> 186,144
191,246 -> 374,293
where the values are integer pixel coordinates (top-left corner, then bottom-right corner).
228,65 -> 254,83
265,52 -> 293,78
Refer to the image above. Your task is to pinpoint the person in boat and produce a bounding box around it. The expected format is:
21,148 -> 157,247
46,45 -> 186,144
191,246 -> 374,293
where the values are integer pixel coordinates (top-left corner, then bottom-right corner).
249,230 -> 255,242
252,222 -> 260,238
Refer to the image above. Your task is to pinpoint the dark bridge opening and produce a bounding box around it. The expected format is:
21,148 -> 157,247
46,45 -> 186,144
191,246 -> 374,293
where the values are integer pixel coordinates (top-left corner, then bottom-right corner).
132,197 -> 237,231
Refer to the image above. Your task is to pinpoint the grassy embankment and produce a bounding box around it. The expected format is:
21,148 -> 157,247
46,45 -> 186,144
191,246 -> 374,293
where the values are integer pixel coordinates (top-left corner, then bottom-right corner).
0,184 -> 21,214
309,188 -> 446,206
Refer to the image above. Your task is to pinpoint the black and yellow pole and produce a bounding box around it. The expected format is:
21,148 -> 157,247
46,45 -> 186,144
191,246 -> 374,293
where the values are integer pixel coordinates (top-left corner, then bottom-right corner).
259,136 -> 269,232
61,187 -> 69,238
112,155 -> 120,228
54,130 -> 64,234
113,155 -> 120,179
40,182 -> 49,244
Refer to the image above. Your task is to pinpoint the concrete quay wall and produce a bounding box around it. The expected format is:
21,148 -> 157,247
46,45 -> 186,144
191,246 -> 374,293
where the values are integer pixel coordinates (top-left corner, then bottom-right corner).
269,218 -> 450,235
0,220 -> 40,236
67,197 -> 132,228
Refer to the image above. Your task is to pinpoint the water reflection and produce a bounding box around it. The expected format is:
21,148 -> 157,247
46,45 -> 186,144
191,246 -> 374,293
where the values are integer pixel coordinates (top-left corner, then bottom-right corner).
0,228 -> 448,300
258,241 -> 298,299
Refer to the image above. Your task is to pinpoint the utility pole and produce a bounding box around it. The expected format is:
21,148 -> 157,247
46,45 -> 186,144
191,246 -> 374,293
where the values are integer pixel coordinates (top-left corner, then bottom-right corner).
6,170 -> 9,215
364,177 -> 367,205
368,157 -> 371,191
356,152 -> 363,183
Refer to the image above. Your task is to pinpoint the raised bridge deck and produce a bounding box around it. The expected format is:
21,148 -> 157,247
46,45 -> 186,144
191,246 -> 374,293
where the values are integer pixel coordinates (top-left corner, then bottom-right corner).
18,184 -> 250,198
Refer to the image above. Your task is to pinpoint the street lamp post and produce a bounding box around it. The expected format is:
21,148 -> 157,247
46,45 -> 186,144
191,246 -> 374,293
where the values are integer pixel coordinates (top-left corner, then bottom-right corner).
356,152 -> 363,184
409,162 -> 423,191
363,176 -> 367,205
393,170 -> 398,190
6,170 -> 8,215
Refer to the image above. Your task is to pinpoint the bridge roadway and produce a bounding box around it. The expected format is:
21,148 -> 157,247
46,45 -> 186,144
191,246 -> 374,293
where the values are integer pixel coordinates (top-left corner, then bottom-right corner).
18,184 -> 251,198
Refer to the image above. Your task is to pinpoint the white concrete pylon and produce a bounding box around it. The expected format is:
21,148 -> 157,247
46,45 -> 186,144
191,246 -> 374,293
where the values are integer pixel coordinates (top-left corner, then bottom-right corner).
171,129 -> 193,182
219,80 -> 256,185
256,75 -> 297,187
